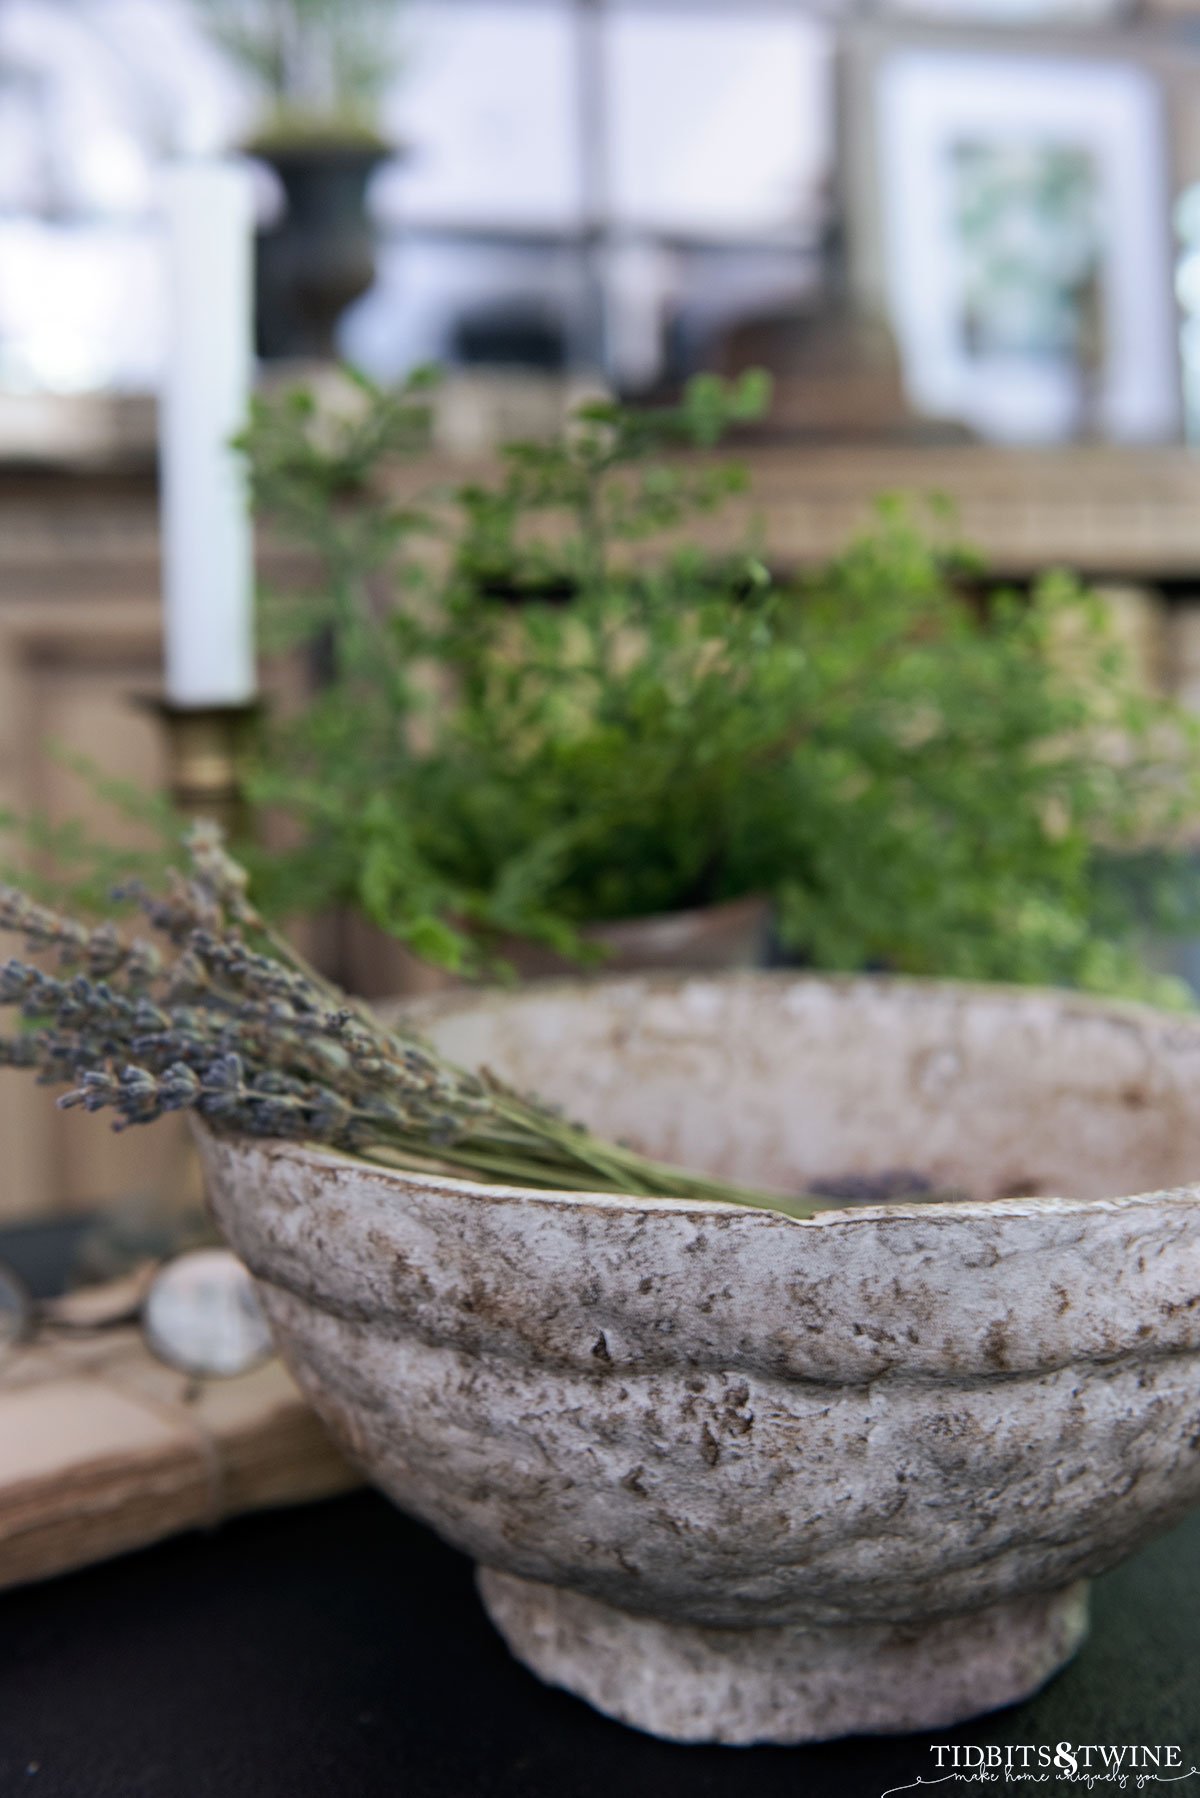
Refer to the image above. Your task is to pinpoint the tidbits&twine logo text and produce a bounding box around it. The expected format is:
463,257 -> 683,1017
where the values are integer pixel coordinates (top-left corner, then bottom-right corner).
882,1743 -> 1200,1795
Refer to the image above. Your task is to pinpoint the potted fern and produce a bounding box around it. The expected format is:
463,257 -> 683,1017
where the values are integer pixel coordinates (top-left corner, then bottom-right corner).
240,368 -> 1200,1005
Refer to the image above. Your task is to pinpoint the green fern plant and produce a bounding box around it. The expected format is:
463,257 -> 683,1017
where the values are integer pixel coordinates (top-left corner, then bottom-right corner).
238,369 -> 1200,1002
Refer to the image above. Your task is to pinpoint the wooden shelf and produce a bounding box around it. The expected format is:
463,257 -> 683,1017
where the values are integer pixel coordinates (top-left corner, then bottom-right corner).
6,441 -> 1200,582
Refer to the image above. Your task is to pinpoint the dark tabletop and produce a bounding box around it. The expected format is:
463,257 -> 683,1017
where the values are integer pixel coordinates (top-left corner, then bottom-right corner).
3,1225 -> 1200,1798
3,1492 -> 1200,1798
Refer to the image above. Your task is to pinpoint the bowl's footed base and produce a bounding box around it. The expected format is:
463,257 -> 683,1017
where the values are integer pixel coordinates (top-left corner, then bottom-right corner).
476,1567 -> 1090,1745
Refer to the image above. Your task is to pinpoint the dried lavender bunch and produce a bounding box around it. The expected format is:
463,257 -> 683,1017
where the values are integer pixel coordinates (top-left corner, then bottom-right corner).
0,825 -> 841,1220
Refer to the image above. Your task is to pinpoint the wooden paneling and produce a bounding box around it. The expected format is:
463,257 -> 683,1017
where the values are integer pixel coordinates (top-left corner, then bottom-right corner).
0,592 -> 191,1223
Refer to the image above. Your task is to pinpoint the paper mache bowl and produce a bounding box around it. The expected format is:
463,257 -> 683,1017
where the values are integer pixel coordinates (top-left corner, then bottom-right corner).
197,973 -> 1200,1744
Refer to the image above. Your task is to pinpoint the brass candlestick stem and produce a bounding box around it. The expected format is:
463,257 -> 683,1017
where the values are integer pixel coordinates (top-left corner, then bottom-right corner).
136,697 -> 261,1236
150,700 -> 260,837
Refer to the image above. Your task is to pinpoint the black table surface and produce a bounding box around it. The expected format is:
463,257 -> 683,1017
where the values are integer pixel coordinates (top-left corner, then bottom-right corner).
4,1494 -> 1200,1798
4,1227 -> 1200,1798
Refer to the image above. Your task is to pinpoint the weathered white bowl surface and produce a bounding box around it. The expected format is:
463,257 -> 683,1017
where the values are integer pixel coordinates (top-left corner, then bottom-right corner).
197,974 -> 1200,1744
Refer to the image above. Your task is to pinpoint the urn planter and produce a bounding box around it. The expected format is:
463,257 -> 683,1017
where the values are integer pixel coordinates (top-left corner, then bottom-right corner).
252,142 -> 391,361
197,973 -> 1200,1744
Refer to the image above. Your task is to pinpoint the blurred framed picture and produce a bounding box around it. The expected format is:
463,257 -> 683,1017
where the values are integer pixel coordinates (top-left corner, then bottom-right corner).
874,51 -> 1179,442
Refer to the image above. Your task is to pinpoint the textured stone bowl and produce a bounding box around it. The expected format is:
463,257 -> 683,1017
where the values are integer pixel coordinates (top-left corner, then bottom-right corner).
197,974 -> 1200,1744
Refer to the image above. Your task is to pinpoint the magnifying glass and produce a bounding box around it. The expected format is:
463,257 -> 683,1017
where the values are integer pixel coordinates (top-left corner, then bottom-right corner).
141,1249 -> 275,1379
0,1246 -> 273,1381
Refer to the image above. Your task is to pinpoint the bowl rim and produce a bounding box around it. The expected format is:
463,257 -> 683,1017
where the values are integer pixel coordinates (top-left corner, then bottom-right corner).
196,1125 -> 1200,1231
393,965 -> 1200,1034
202,969 -> 1200,1227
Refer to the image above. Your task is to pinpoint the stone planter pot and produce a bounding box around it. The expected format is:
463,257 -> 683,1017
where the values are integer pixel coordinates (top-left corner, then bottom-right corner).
495,893 -> 774,981
196,973 -> 1200,1744
341,893 -> 773,1001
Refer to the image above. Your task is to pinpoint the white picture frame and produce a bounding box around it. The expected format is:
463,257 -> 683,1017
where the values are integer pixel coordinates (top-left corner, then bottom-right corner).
875,50 -> 1179,443
877,0 -> 1131,23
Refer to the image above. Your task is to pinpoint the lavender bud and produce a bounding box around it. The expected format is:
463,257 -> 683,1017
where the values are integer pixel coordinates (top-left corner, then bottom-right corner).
0,961 -> 33,1003
158,1062 -> 201,1111
86,923 -> 125,978
133,998 -> 172,1035
59,1069 -> 119,1114
124,938 -> 162,984
205,1052 -> 245,1092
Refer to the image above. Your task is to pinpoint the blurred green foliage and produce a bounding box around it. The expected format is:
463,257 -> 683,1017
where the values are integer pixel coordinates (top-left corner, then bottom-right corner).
197,0 -> 399,142
235,366 -> 1200,1002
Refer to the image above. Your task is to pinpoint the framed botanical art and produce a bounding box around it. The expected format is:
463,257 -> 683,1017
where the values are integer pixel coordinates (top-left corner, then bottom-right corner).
873,49 -> 1179,442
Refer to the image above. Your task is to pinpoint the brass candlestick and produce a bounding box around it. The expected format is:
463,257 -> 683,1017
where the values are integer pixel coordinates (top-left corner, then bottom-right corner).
74,699 -> 260,1267
150,700 -> 260,837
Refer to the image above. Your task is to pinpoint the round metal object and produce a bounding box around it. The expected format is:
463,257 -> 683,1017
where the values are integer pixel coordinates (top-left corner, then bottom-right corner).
142,1248 -> 274,1379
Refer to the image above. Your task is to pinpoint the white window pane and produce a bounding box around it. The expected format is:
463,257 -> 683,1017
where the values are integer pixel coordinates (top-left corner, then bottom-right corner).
605,11 -> 834,241
376,2 -> 581,230
0,0 -> 248,214
0,220 -> 164,392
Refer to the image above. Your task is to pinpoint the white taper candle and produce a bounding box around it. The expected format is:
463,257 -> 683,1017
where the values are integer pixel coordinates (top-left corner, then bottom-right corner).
159,160 -> 256,708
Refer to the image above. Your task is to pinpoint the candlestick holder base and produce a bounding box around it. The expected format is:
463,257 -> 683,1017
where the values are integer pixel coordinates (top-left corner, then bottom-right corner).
147,700 -> 260,838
